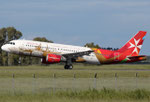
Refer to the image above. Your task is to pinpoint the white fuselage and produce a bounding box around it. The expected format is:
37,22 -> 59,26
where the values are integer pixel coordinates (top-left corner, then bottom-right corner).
1,40 -> 100,64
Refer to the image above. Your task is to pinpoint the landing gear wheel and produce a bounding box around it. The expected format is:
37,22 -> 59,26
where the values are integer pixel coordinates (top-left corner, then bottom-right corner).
64,65 -> 73,69
69,65 -> 73,69
64,65 -> 69,69
64,57 -> 73,69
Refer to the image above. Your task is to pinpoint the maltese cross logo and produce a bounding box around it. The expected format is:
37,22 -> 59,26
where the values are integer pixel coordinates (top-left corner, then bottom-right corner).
129,38 -> 142,54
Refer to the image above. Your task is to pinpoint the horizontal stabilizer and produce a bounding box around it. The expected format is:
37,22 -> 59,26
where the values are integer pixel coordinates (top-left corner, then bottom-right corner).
127,55 -> 147,60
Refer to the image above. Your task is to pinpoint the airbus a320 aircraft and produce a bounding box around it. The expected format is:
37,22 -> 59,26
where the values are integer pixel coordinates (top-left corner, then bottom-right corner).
1,31 -> 147,69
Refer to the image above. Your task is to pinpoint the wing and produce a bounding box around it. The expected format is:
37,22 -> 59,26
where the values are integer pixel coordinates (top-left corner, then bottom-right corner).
62,50 -> 93,58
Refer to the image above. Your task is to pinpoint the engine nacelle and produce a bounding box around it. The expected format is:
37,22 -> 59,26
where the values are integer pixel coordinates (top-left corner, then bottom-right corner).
41,54 -> 62,64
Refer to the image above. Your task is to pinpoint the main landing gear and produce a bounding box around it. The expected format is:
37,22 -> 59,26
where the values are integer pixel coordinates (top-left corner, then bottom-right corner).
64,64 -> 73,69
64,57 -> 73,69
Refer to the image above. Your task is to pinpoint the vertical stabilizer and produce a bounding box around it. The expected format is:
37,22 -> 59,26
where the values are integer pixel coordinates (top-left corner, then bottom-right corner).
118,31 -> 147,56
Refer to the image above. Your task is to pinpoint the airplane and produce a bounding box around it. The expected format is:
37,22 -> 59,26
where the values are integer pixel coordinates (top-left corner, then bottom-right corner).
1,31 -> 147,69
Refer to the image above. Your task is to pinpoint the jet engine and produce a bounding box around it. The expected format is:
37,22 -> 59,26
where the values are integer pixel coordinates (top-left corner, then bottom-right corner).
41,54 -> 62,64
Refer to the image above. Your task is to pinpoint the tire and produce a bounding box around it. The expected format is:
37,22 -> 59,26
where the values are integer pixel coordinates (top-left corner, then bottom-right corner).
64,65 -> 73,69
64,65 -> 69,69
69,65 -> 73,69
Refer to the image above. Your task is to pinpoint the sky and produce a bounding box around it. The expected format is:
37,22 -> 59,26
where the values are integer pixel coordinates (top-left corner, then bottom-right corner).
0,0 -> 150,55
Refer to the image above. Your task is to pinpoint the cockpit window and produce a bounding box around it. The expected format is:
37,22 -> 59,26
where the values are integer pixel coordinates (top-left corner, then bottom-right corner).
7,42 -> 15,45
6,42 -> 9,44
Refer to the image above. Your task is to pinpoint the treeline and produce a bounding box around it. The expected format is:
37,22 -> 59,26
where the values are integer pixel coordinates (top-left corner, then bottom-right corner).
84,42 -> 119,50
0,27 -> 22,66
0,27 -> 52,66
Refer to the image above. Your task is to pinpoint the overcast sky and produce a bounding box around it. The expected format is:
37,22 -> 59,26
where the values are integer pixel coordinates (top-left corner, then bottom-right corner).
0,0 -> 150,55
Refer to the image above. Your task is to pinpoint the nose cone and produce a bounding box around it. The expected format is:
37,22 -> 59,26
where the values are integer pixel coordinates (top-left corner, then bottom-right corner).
1,45 -> 10,52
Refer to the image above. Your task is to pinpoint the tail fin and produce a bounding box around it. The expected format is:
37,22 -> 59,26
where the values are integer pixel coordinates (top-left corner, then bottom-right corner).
118,31 -> 147,56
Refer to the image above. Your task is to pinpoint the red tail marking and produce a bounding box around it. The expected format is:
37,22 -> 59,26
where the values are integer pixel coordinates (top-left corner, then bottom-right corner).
118,31 -> 147,56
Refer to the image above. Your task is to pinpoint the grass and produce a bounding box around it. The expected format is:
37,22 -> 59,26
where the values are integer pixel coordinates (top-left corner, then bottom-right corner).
0,64 -> 150,102
56,88 -> 150,100
0,88 -> 150,102
0,64 -> 150,78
